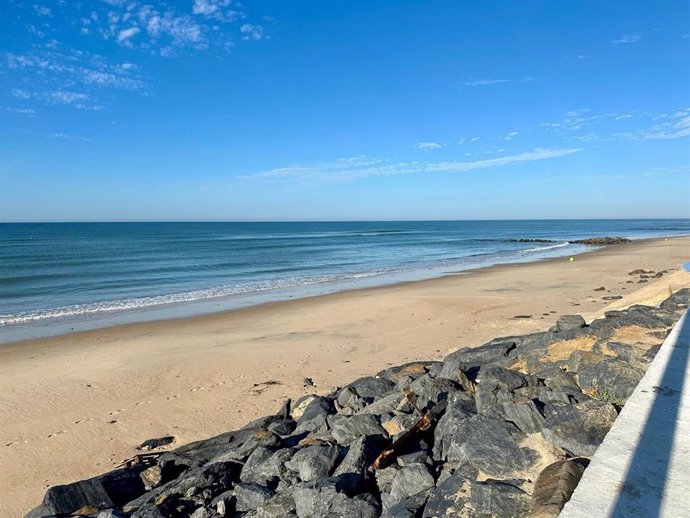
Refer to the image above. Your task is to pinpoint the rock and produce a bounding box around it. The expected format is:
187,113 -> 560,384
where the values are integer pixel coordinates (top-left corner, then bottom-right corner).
97,511 -> 129,518
233,483 -> 274,512
577,358 -> 645,402
475,367 -> 532,413
593,286 -> 606,292
140,466 -> 164,491
440,341 -> 518,377
294,396 -> 336,433
542,400 -> 617,456
551,315 -> 586,332
602,295 -> 623,301
471,479 -> 531,518
502,400 -> 547,434
254,491 -> 297,518
291,395 -> 317,420
189,507 -> 211,518
25,467 -> 146,518
130,504 -> 167,517
514,315 -> 533,319
454,416 -> 536,478
407,375 -> 460,410
286,443 -> 341,481
382,489 -> 432,517
138,436 -> 175,451
303,377 -> 314,387
570,237 -> 630,245
567,350 -> 605,374
334,434 -> 388,478
329,414 -> 389,445
241,446 -> 278,486
377,362 -> 443,383
382,413 -> 418,438
421,463 -> 477,517
660,288 -> 690,312
432,391 -> 476,461
292,478 -> 379,518
528,457 -> 590,517
337,376 -> 396,407
387,464 -> 435,509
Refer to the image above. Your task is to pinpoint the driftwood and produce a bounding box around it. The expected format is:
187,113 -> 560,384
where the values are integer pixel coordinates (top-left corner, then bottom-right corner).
368,398 -> 448,472
116,452 -> 163,469
528,457 -> 590,517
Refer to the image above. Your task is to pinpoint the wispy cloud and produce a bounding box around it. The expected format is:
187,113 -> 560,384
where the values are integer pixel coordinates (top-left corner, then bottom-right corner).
461,76 -> 534,87
241,148 -> 580,184
612,33 -> 641,44
3,46 -> 146,109
240,23 -> 267,41
50,132 -> 91,142
640,109 -> 690,140
504,131 -> 519,141
416,142 -> 443,150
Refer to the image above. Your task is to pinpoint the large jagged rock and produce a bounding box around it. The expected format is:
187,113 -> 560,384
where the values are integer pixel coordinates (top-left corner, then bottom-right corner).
422,463 -> 477,517
528,458 -> 589,518
385,464 -> 435,510
577,358 -> 645,401
25,467 -> 146,518
292,478 -> 380,518
541,400 -> 617,456
471,479 -> 531,518
285,443 -> 341,482
329,414 -> 389,445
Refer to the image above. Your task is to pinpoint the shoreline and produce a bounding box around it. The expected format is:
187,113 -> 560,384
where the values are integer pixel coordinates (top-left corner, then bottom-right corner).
1,236 -> 689,516
0,236 -> 672,348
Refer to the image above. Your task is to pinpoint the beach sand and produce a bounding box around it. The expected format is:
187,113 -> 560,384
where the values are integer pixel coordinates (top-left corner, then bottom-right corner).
1,236 -> 688,517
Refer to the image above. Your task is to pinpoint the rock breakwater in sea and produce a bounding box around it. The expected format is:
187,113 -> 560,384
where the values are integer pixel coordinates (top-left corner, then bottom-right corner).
26,289 -> 690,518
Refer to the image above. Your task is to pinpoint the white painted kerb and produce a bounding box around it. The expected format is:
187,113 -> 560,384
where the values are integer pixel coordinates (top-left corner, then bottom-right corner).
560,309 -> 690,518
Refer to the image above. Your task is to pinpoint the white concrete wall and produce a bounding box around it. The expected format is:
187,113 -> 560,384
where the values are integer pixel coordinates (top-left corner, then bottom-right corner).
560,309 -> 690,518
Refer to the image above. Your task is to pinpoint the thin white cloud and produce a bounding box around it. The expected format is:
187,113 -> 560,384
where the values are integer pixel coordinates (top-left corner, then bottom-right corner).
242,148 -> 581,184
50,132 -> 91,142
240,23 -> 266,41
504,131 -> 519,141
416,142 -> 443,150
612,34 -> 641,44
461,76 -> 534,87
117,27 -> 140,43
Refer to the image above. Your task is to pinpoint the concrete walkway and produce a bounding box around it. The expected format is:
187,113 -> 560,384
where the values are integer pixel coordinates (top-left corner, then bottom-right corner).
560,309 -> 690,518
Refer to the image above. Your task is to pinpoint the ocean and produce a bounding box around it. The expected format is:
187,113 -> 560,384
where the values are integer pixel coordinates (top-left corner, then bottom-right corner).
1,220 -> 688,343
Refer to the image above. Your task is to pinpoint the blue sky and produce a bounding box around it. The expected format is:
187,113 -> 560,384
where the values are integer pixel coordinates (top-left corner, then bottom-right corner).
1,0 -> 689,221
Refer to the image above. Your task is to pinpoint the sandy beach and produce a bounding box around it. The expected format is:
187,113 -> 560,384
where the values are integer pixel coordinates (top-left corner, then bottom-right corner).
1,236 -> 689,517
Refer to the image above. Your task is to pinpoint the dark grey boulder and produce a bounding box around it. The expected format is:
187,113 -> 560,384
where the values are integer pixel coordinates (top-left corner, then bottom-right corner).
387,463 -> 435,509
432,391 -> 476,461
470,479 -> 530,518
440,340 -> 518,380
381,489 -> 432,518
254,491 -> 297,518
474,367 -> 532,413
25,467 -> 146,518
502,400 -> 546,434
542,400 -> 617,456
446,414 -> 535,478
294,397 -> 336,433
329,414 -> 389,445
97,511 -> 129,518
659,288 -> 690,312
240,446 -> 277,485
375,465 -> 401,494
285,443 -> 341,481
551,315 -> 587,333
407,375 -> 460,410
567,350 -> 605,374
233,483 -> 274,512
333,435 -> 392,492
130,504 -> 167,517
377,361 -> 443,383
292,478 -> 380,518
577,358 -> 645,401
337,376 -> 396,406
421,463 -> 477,518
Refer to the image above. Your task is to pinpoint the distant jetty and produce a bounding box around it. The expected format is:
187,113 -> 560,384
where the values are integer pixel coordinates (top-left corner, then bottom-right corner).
25,288 -> 690,518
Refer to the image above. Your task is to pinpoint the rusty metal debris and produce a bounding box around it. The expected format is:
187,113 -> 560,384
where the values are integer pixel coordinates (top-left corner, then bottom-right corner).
116,452 -> 163,469
368,398 -> 447,472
